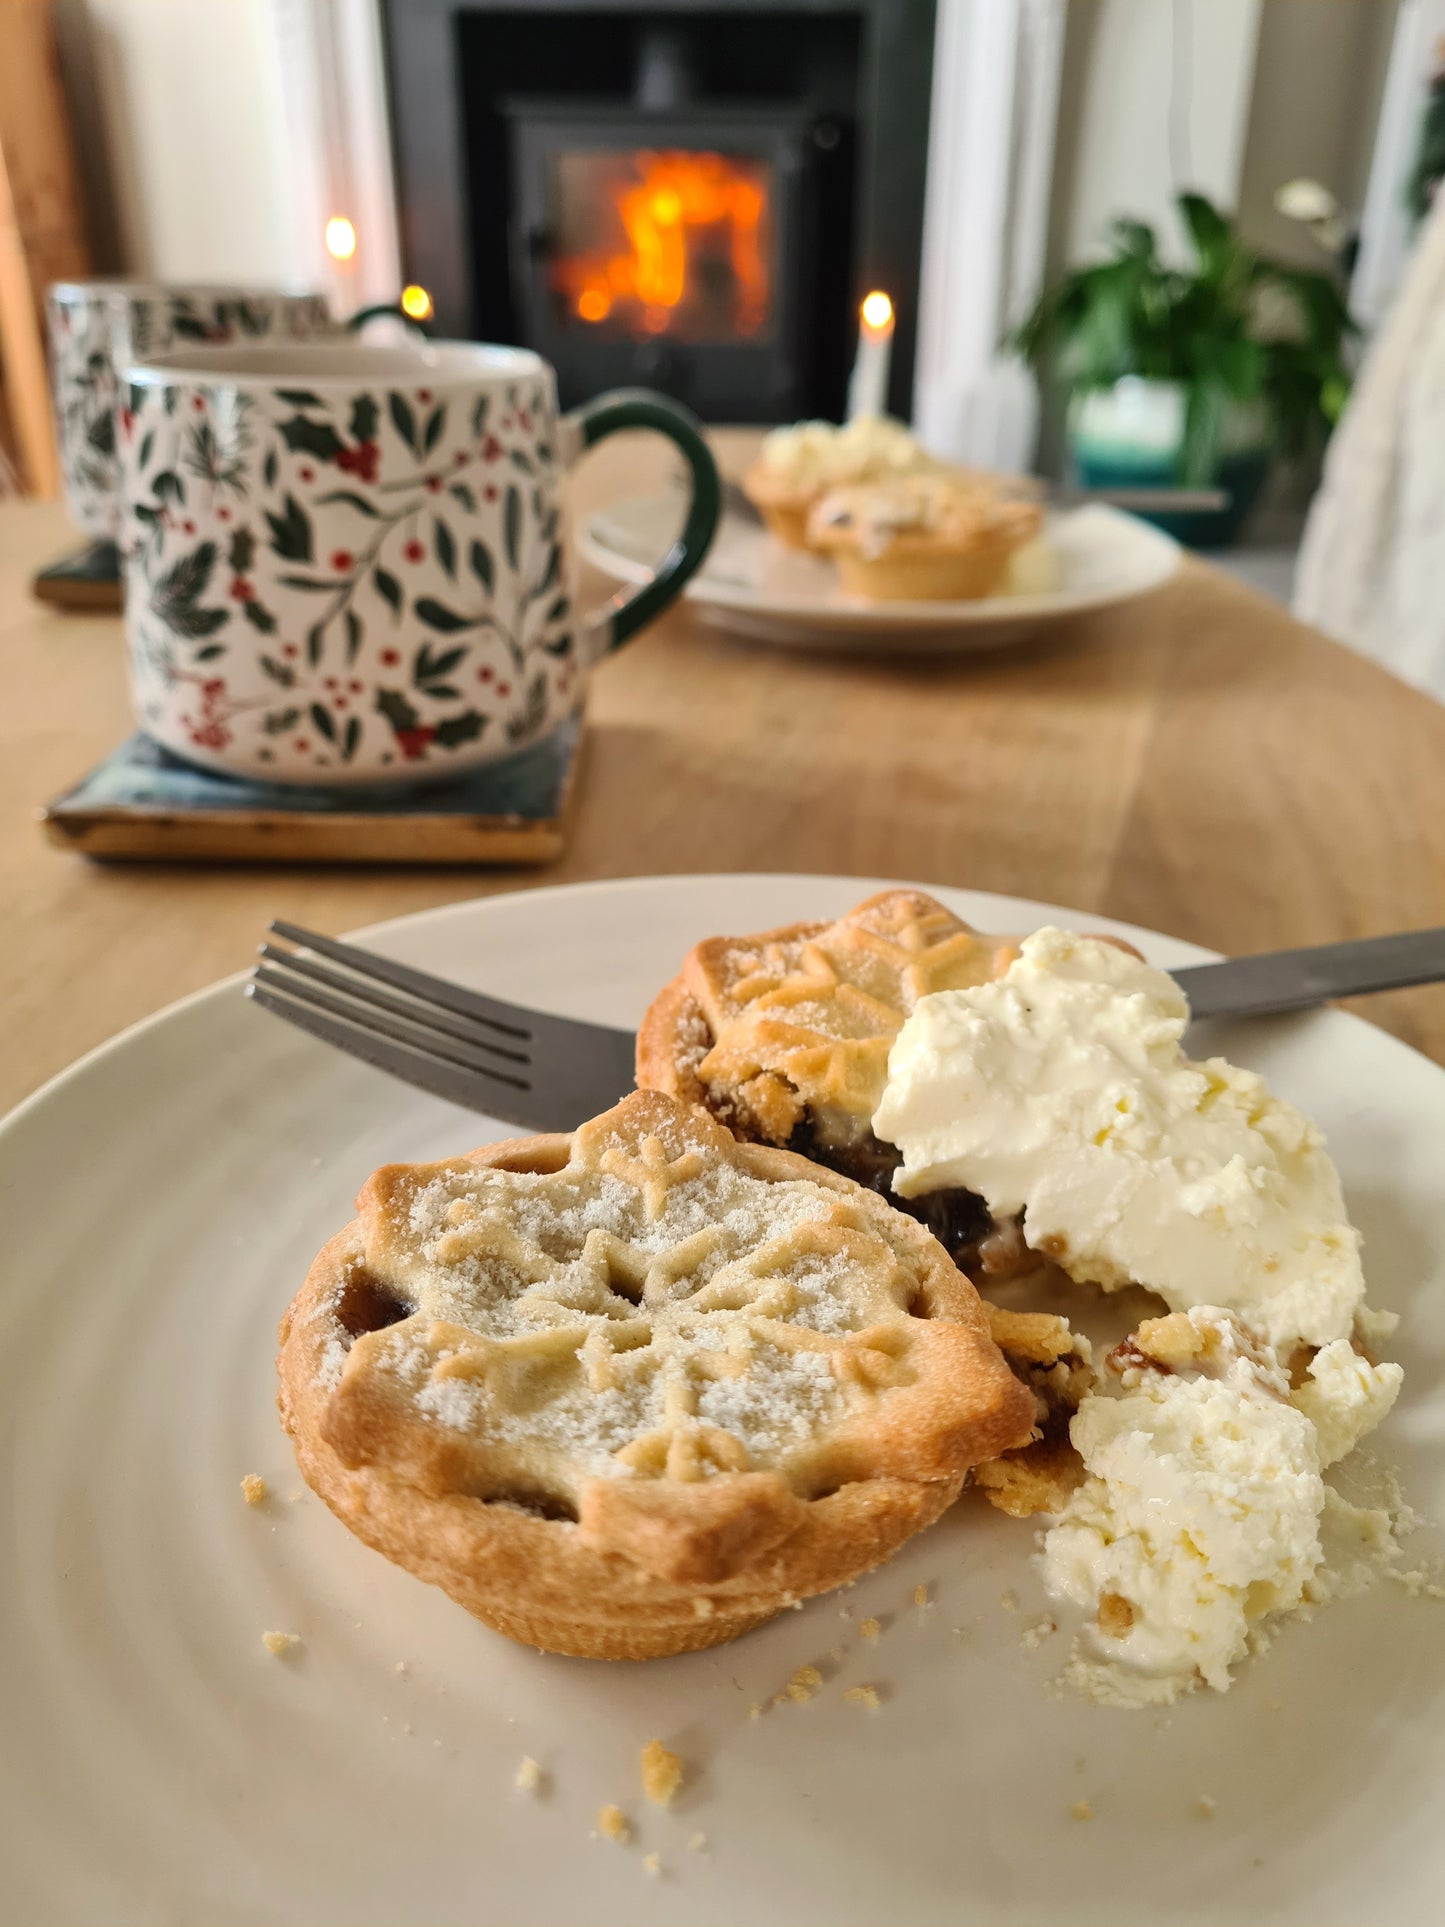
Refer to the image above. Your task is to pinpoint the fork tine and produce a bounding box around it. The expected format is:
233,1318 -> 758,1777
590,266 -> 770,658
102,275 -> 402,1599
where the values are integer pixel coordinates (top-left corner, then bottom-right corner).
268,920 -> 532,1039
251,966 -> 531,1089
256,943 -> 531,1065
246,982 -> 532,1120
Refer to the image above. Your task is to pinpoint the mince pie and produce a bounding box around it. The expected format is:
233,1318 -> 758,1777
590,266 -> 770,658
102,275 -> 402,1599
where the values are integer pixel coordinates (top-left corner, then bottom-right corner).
278,1090 -> 1033,1660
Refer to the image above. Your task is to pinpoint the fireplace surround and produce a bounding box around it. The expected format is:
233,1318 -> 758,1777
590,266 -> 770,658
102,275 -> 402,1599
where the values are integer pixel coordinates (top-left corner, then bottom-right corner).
380,0 -> 937,420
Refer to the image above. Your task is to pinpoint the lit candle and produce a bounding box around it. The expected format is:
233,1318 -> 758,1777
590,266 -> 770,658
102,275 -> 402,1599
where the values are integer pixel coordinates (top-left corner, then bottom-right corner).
847,290 -> 894,421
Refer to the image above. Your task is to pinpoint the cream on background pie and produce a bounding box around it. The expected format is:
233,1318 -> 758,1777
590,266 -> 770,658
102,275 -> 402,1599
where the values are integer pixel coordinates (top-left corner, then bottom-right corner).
278,1090 -> 1034,1660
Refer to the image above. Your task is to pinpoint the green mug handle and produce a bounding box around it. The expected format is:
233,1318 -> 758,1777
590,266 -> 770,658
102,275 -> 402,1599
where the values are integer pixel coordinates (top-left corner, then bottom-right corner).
565,388 -> 721,653
344,303 -> 430,336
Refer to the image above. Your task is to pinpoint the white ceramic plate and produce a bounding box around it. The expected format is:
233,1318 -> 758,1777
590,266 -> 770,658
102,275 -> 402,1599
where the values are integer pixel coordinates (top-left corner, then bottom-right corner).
2,874 -> 1442,1927
580,496 -> 1181,650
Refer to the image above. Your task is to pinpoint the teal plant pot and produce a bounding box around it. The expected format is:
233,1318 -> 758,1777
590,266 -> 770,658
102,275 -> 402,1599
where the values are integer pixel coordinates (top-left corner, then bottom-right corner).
1068,378 -> 1272,549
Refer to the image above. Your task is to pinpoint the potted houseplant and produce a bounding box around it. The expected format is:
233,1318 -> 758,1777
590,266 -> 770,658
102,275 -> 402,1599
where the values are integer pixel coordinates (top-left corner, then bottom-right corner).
1012,191 -> 1355,546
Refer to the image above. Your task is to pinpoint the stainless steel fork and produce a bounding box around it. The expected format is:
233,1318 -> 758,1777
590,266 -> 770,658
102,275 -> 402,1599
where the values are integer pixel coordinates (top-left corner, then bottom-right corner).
248,920 -> 1445,1131
248,921 -> 637,1131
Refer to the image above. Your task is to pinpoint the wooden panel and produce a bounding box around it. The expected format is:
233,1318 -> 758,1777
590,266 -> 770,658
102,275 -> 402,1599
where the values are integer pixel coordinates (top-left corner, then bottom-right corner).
0,0 -> 91,496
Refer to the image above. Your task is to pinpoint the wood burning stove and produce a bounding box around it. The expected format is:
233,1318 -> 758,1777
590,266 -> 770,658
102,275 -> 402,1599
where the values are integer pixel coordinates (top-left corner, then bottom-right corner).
381,1 -> 937,422
505,98 -> 835,417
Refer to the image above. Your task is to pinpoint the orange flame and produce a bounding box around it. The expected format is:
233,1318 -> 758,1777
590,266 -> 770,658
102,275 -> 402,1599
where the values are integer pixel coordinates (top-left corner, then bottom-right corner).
559,150 -> 769,337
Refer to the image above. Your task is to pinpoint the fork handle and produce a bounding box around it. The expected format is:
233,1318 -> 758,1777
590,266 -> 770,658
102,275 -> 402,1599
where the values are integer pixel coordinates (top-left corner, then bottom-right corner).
1173,927 -> 1445,1019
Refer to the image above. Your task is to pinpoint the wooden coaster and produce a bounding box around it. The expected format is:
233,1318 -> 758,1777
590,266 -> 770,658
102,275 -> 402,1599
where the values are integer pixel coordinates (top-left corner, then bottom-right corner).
40,712 -> 585,865
31,539 -> 124,613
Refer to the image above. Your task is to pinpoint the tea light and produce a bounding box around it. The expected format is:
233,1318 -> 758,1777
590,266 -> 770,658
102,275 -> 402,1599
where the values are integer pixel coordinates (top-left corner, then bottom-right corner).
325,216 -> 358,263
847,290 -> 894,420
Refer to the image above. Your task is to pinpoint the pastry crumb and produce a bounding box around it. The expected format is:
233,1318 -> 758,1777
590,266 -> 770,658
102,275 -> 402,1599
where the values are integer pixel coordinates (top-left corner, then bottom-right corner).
747,1701 -> 763,1721
691,1596 -> 714,1619
515,1756 -> 542,1792
842,1684 -> 880,1709
1195,1794 -> 1216,1818
261,1630 -> 300,1657
595,1804 -> 630,1844
241,1473 -> 268,1506
999,1590 -> 1019,1613
859,1616 -> 882,1641
1070,1800 -> 1093,1822
782,1664 -> 823,1704
640,1738 -> 683,1806
394,1660 -> 408,1675
642,1852 -> 662,1878
912,1583 -> 931,1607
287,1489 -> 304,1503
687,1832 -> 708,1853
1022,1615 -> 1058,1649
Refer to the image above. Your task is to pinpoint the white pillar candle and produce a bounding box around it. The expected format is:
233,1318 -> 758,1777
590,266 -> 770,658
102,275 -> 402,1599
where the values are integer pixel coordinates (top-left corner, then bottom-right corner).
846,290 -> 894,421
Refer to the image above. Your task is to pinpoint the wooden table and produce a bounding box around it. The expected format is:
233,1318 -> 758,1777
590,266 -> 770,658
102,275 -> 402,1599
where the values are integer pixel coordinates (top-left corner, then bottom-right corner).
4,426 -> 1445,1115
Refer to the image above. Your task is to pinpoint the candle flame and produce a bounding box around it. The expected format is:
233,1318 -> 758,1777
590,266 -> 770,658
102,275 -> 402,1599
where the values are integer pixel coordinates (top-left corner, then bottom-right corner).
860,290 -> 893,334
325,215 -> 358,262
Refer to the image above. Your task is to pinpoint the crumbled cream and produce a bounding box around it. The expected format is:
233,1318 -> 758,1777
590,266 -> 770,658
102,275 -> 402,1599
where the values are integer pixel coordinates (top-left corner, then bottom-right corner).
1041,1310 -> 1326,1704
873,929 -> 1369,1352
755,415 -> 931,493
1292,1340 -> 1402,1466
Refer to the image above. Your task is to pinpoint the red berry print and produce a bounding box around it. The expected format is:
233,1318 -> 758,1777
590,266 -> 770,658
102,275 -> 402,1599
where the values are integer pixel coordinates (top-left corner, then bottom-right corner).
496,682 -> 511,698
228,577 -> 254,602
334,696 -> 348,711
282,643 -> 299,659
517,409 -> 531,431
425,476 -> 443,494
380,648 -> 400,666
293,738 -> 309,753
417,388 -> 433,405
477,665 -> 493,682
191,395 -> 206,413
481,435 -> 502,463
330,549 -> 354,571
394,724 -> 435,761
324,677 -> 338,690
336,440 -> 380,484
183,520 -> 197,536
348,679 -> 363,694
403,540 -> 425,563
216,506 -> 232,523
454,449 -> 467,465
299,465 -> 316,483
483,484 -> 498,503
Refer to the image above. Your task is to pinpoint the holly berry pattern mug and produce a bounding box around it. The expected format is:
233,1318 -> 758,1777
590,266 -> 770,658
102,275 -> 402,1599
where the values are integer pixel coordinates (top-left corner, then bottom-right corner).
48,282 -> 333,541
118,341 -> 719,784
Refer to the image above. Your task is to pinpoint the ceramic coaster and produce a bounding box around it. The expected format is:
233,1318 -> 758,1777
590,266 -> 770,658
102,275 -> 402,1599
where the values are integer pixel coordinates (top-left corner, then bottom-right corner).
31,540 -> 124,613
40,711 -> 584,865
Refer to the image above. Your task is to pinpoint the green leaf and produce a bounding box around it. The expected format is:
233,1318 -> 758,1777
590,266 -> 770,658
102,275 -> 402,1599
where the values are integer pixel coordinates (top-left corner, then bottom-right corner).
421,683 -> 461,700
349,394 -> 379,442
389,392 -> 418,454
316,489 -> 383,517
540,633 -> 573,658
263,448 -> 279,489
422,403 -> 446,453
241,598 -> 278,635
167,604 -> 228,641
470,540 -> 494,594
545,593 -> 570,623
376,687 -> 420,732
375,566 -> 402,616
471,394 -> 490,438
265,494 -> 314,562
434,711 -> 486,748
508,449 -> 534,474
156,542 -> 217,607
306,621 -> 326,668
309,701 -> 337,743
503,485 -> 522,572
434,518 -> 456,578
227,527 -> 254,574
262,706 -> 300,735
138,429 -> 155,471
449,482 -> 476,511
345,608 -> 362,663
277,574 -> 335,592
278,415 -> 345,461
153,470 -> 184,505
260,654 -> 296,687
276,389 -> 325,407
342,716 -> 361,761
414,596 -> 473,633
194,643 -> 225,661
421,644 -> 467,680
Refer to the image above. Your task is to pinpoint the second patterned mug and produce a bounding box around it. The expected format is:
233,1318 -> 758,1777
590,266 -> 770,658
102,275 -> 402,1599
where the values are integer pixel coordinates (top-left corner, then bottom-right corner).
118,340 -> 719,784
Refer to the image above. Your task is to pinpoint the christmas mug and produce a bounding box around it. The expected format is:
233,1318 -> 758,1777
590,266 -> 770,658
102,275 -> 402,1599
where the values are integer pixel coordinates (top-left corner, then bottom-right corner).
48,282 -> 333,542
117,340 -> 719,783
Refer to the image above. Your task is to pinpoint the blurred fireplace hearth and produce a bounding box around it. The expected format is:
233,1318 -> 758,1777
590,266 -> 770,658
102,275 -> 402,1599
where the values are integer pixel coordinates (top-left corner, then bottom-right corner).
381,2 -> 937,421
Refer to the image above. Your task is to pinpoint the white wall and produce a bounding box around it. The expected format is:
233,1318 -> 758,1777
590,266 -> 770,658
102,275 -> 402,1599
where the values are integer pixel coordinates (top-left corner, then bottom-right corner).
52,0 -> 399,306
1047,0 -> 1263,273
